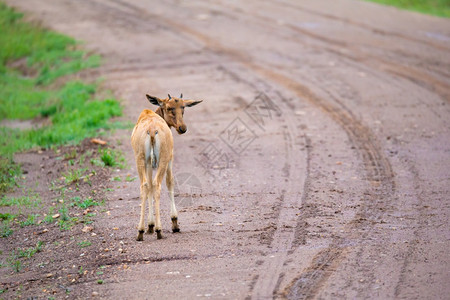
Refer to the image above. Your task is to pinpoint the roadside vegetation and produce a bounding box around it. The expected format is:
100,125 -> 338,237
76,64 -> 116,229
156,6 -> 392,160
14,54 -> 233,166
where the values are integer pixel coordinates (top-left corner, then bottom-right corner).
0,3 -> 128,295
0,2 -> 124,194
364,0 -> 450,18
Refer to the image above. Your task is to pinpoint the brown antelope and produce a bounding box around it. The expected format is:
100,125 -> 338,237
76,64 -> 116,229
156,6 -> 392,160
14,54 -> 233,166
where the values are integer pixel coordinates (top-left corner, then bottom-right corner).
131,93 -> 202,241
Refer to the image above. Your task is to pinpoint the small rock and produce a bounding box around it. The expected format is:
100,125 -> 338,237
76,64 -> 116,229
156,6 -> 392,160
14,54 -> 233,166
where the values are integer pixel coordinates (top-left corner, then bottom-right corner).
92,292 -> 99,296
46,273 -> 53,278
52,214 -> 60,219
82,226 -> 94,233
91,138 -> 107,145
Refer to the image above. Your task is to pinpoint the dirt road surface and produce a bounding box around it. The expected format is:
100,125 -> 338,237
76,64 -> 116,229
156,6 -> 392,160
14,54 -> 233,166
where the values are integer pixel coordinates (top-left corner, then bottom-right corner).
4,0 -> 450,299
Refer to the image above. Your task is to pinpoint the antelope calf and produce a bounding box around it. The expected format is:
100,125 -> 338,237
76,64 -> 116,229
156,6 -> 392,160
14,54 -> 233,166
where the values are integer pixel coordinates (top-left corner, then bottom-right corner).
131,93 -> 202,241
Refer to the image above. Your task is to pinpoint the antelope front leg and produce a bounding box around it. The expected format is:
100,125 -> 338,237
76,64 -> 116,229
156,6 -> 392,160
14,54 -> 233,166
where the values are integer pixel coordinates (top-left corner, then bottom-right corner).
166,161 -> 179,233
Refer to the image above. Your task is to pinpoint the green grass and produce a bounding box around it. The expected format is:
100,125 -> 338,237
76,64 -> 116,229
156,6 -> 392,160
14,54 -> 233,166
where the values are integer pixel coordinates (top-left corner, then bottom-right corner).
0,193 -> 41,208
62,168 -> 87,185
1,221 -> 13,237
99,148 -> 126,168
78,240 -> 91,248
6,241 -> 43,272
0,3 -> 123,195
17,241 -> 43,258
19,214 -> 38,227
365,0 -> 450,18
0,213 -> 14,237
70,196 -> 101,209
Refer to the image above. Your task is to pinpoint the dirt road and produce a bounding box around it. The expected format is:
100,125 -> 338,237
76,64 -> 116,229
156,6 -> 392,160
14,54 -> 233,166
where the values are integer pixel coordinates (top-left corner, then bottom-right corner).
5,0 -> 450,298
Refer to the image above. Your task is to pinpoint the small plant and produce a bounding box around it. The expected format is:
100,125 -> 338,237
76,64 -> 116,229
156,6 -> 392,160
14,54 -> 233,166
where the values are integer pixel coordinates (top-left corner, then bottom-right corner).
0,193 -> 41,208
19,214 -> 38,227
78,240 -> 91,248
64,149 -> 77,160
97,279 -> 103,284
82,212 -> 96,224
58,206 -> 74,230
111,176 -> 121,182
7,251 -> 21,272
18,241 -> 44,258
62,168 -> 87,185
70,196 -> 100,209
90,158 -> 104,167
44,207 -> 55,224
99,148 -> 126,168
125,175 -> 136,182
1,221 -> 13,237
1,213 -> 14,237
78,266 -> 83,275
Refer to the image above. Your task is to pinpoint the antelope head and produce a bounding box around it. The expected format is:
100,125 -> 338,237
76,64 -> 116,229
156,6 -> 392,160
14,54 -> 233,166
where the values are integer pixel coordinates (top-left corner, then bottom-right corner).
146,93 -> 202,134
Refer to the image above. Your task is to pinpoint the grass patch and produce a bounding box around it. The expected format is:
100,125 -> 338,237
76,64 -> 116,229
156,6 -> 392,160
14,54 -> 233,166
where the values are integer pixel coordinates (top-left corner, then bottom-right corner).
125,175 -> 136,182
0,3 -> 123,196
19,214 -> 38,227
0,213 -> 15,237
78,240 -> 91,248
6,241 -> 43,272
1,221 -> 13,237
0,193 -> 41,208
99,148 -> 126,168
70,196 -> 101,209
62,168 -> 87,185
364,0 -> 450,18
17,241 -> 44,258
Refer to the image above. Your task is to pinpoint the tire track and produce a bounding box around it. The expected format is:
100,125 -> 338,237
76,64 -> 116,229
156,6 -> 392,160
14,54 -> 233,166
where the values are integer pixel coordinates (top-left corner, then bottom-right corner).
213,0 -> 450,102
217,64 -> 307,299
81,0 -> 396,297
272,0 -> 450,53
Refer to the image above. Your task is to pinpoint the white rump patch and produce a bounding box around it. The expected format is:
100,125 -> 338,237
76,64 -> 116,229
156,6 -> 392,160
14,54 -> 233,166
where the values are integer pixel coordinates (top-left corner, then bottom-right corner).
145,131 -> 160,169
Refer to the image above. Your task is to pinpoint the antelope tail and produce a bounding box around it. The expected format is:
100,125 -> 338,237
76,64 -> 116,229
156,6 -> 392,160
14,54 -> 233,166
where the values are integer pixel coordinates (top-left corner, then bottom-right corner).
145,129 -> 160,169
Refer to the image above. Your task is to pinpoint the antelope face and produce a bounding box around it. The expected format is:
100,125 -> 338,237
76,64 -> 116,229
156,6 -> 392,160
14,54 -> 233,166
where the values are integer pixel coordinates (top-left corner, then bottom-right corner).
146,94 -> 202,134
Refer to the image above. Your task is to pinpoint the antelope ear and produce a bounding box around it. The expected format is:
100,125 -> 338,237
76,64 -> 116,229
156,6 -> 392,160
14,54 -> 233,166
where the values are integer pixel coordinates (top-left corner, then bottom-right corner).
184,99 -> 203,107
146,94 -> 163,106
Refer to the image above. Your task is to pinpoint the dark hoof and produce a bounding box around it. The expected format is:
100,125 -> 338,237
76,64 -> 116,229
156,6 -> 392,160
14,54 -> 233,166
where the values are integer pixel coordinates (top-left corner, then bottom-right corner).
136,230 -> 144,241
156,229 -> 162,240
147,224 -> 154,234
171,217 -> 180,233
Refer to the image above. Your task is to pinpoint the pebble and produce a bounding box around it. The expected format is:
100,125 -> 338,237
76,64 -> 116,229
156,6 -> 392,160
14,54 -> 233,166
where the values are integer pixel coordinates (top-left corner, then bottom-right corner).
82,226 -> 94,233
